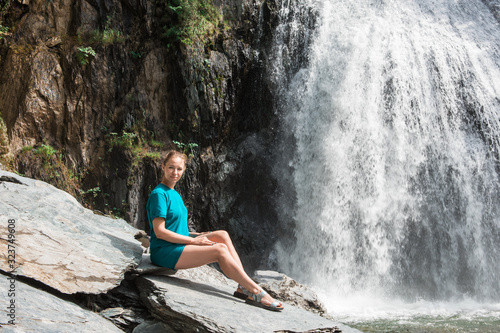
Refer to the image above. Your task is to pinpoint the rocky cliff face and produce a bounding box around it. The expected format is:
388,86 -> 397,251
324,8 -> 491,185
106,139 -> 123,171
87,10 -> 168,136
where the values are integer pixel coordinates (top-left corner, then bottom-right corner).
0,0 -> 283,269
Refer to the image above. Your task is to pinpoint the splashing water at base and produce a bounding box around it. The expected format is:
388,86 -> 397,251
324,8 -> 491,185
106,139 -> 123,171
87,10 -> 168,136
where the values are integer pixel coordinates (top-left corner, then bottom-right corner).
270,0 -> 500,330
320,291 -> 500,332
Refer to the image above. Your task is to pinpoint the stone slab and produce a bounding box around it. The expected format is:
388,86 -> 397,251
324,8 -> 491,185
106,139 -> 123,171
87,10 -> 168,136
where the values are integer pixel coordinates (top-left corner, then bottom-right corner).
0,274 -> 123,332
0,170 -> 143,294
136,266 -> 361,333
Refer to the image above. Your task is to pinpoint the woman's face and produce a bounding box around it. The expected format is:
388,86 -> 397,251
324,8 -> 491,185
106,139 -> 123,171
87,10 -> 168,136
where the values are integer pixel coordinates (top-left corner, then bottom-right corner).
162,156 -> 186,188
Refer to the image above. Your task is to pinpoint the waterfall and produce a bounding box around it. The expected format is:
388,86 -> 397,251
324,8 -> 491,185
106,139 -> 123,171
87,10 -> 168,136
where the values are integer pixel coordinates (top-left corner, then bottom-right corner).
272,0 -> 500,304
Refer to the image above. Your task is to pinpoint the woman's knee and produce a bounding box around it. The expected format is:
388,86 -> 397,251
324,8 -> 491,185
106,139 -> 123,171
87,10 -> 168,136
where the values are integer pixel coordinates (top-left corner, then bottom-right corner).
209,230 -> 231,243
218,230 -> 231,241
213,243 -> 229,257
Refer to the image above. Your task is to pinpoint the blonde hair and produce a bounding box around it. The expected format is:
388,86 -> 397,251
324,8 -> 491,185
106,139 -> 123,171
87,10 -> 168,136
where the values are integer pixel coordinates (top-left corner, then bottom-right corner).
162,150 -> 188,166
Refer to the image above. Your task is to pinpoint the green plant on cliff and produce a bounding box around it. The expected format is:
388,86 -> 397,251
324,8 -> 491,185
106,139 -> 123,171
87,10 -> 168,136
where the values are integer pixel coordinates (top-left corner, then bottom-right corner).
0,0 -> 10,42
159,0 -> 221,45
91,15 -> 126,44
80,186 -> 101,198
17,144 -> 80,197
0,24 -> 8,41
0,0 -> 11,22
76,46 -> 96,66
107,131 -> 137,151
130,50 -> 144,59
34,144 -> 57,160
172,140 -> 198,158
0,113 -> 9,159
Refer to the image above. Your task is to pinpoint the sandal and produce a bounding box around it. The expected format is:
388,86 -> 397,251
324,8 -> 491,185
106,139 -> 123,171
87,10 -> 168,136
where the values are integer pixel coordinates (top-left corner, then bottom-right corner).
233,284 -> 250,300
245,290 -> 284,312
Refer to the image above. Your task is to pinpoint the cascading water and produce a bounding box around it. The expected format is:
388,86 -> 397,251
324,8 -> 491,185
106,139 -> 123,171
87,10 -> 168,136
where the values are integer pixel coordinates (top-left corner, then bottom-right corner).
270,0 -> 500,328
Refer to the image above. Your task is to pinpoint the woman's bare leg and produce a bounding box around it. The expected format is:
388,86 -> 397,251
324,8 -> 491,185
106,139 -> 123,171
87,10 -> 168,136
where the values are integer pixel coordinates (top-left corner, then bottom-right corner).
205,230 -> 243,268
175,243 -> 282,308
205,231 -> 250,296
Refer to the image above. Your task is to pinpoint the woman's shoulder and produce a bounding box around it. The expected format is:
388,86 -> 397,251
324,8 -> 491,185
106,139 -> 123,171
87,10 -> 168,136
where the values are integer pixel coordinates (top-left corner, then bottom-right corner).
150,184 -> 169,196
151,183 -> 181,197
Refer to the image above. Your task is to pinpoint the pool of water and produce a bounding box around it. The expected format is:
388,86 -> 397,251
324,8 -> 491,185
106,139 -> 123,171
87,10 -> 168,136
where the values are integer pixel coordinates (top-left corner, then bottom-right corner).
346,314 -> 500,333
324,295 -> 500,333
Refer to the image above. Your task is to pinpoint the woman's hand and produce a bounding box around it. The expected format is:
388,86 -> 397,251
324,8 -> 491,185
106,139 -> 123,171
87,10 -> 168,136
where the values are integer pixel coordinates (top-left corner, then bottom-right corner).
154,218 -> 214,245
191,235 -> 216,246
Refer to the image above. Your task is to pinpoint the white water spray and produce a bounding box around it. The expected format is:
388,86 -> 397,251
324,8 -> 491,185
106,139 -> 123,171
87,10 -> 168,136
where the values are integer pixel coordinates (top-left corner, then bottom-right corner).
272,0 -> 500,308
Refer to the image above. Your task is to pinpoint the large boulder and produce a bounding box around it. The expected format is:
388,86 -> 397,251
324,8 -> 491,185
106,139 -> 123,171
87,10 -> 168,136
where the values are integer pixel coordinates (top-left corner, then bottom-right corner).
0,276 -> 123,332
0,170 -> 143,294
135,265 -> 360,333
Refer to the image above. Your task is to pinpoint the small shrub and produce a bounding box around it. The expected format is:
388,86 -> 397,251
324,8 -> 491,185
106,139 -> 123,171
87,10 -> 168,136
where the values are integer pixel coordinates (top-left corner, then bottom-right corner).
21,145 -> 33,153
0,24 -> 8,41
34,144 -> 57,159
91,28 -> 125,44
0,113 -> 8,156
130,51 -> 144,59
80,186 -> 101,198
150,139 -> 164,149
144,152 -> 160,159
76,46 -> 96,66
103,28 -> 124,43
159,0 -> 221,45
90,15 -> 126,44
107,131 -> 137,150
16,144 -> 80,197
1,0 -> 11,25
172,140 -> 198,158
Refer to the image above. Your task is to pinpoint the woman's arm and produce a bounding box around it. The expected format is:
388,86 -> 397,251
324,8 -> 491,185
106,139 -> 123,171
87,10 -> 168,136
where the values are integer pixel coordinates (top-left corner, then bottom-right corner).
153,217 -> 213,246
189,231 -> 211,237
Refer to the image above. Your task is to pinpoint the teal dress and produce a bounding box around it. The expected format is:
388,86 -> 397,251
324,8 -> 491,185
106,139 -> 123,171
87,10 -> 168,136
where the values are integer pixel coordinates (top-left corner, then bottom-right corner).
146,183 -> 189,269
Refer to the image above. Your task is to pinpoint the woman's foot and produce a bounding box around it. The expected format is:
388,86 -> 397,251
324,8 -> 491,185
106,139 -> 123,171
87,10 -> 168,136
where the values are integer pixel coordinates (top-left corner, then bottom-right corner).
233,285 -> 248,300
234,285 -> 283,311
246,290 -> 284,311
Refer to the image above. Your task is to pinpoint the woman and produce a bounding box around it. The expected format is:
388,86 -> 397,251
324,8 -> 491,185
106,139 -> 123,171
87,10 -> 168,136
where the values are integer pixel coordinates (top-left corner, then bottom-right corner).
146,150 -> 283,311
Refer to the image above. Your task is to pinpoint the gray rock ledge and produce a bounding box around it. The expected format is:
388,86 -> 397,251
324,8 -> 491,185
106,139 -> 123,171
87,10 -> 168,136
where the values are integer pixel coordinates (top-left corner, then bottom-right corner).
0,170 -> 143,294
253,270 -> 328,316
0,275 -> 123,332
135,265 -> 361,333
